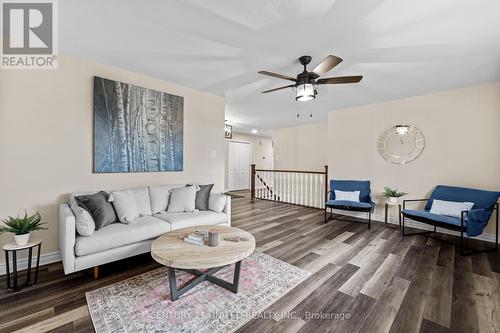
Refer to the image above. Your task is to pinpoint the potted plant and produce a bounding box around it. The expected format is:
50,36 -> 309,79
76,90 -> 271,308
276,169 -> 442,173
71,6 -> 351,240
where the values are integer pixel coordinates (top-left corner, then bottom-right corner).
0,211 -> 46,246
382,187 -> 408,203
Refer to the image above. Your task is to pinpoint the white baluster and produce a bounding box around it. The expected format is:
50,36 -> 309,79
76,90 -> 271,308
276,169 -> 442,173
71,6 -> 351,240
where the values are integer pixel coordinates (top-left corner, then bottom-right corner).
307,173 -> 314,206
319,174 -> 323,209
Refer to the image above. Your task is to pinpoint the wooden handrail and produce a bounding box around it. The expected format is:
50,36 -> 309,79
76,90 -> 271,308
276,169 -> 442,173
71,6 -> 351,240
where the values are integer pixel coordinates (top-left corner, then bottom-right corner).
254,168 -> 326,175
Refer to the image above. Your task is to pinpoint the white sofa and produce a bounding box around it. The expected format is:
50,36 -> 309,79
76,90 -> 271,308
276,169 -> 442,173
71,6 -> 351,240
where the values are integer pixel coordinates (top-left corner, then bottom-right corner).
59,184 -> 231,275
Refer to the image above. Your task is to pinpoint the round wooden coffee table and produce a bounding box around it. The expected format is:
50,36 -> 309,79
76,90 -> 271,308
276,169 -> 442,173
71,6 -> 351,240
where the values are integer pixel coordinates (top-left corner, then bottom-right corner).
151,225 -> 255,300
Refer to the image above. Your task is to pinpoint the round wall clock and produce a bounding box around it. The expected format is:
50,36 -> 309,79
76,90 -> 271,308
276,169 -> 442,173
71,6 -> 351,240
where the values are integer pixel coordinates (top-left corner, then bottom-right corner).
377,125 -> 425,164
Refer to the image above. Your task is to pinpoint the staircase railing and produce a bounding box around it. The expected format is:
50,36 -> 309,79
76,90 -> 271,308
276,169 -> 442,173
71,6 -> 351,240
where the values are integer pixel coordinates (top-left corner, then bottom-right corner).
251,165 -> 328,209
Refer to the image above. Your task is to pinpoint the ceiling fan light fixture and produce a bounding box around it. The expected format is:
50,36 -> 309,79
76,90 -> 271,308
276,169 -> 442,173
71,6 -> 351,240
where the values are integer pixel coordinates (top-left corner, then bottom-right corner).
296,83 -> 315,102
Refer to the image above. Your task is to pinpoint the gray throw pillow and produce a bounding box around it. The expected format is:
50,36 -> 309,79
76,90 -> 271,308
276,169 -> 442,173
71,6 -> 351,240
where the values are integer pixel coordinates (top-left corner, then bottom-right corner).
191,184 -> 214,211
75,191 -> 117,230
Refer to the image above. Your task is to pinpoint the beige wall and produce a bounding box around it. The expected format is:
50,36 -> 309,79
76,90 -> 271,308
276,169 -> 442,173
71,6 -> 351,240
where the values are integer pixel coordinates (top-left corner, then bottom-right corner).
273,122 -> 327,171
232,133 -> 273,169
224,132 -> 273,190
328,82 -> 500,234
0,55 -> 226,262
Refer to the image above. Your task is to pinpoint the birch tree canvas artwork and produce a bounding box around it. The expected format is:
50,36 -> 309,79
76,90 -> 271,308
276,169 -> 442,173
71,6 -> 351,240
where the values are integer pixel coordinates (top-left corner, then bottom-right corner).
93,76 -> 183,173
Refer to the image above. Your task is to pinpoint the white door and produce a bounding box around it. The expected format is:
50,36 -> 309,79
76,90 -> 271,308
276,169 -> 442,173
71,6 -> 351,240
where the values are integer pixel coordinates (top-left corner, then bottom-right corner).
228,141 -> 251,191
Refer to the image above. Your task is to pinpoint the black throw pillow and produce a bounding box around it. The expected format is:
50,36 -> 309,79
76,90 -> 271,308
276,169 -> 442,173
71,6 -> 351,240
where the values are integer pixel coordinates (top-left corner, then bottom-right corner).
187,184 -> 214,211
75,191 -> 117,230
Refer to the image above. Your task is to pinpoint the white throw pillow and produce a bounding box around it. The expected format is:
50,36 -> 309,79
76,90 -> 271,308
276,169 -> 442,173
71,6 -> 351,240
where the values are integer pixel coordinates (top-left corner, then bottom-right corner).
209,193 -> 227,213
334,190 -> 360,202
430,199 -> 475,218
70,203 -> 95,236
112,190 -> 140,223
167,186 -> 197,213
130,187 -> 152,216
149,184 -> 185,214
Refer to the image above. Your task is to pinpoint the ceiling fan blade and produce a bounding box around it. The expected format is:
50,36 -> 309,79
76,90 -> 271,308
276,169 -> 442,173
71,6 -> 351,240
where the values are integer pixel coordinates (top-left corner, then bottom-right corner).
261,84 -> 295,93
312,55 -> 343,75
258,71 -> 297,81
317,75 -> 363,84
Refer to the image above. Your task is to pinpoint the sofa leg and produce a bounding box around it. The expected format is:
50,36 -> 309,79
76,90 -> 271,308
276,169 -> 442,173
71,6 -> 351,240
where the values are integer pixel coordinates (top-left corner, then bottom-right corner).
93,266 -> 99,279
368,211 -> 371,230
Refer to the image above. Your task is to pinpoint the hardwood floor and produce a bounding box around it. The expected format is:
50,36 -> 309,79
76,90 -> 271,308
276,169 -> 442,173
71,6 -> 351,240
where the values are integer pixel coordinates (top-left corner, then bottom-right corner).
1,192 -> 499,332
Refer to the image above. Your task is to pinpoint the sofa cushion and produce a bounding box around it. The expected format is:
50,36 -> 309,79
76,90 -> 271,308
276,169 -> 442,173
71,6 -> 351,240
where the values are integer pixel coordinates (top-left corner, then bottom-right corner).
209,193 -> 227,213
326,200 -> 374,210
75,191 -> 117,230
167,186 -> 197,212
402,209 -> 462,228
112,187 -> 152,216
112,190 -> 140,223
149,184 -> 185,214
154,211 -> 227,229
425,185 -> 500,211
75,216 -> 170,256
329,180 -> 372,203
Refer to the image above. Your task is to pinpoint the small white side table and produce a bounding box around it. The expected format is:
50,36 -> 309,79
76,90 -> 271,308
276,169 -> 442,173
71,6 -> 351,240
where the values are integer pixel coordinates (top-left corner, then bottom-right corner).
384,202 -> 402,230
3,238 -> 42,292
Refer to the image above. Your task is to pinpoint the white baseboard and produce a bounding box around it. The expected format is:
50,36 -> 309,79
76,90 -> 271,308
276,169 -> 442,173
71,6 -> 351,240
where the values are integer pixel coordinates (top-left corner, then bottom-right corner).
0,251 -> 61,276
330,209 -> 497,244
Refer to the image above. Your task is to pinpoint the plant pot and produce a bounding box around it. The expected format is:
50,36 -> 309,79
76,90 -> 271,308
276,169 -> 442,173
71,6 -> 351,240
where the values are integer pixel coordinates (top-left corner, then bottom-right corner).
14,233 -> 30,246
389,197 -> 399,204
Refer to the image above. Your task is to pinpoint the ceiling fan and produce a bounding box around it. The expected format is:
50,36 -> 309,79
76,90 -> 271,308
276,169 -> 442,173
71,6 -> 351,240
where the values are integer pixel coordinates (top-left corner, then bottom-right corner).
258,55 -> 363,102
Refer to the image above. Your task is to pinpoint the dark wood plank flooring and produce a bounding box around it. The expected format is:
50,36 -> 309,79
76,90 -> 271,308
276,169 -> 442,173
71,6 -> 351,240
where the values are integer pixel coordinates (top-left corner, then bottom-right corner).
1,191 -> 499,332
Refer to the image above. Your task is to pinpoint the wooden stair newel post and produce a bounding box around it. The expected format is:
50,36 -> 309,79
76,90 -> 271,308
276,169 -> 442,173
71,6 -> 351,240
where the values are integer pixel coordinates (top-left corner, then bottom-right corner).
251,164 -> 256,199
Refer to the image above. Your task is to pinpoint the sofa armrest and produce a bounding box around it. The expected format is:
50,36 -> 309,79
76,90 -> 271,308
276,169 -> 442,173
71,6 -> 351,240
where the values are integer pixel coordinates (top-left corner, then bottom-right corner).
402,198 -> 429,210
224,195 -> 231,226
59,203 -> 76,274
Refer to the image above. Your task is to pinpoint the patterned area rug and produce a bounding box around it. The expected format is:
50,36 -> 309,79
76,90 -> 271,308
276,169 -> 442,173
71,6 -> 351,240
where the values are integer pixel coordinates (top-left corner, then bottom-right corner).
86,252 -> 310,333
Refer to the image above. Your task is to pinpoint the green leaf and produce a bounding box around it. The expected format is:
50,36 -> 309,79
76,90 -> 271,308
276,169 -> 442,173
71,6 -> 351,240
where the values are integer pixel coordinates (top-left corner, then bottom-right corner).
0,211 -> 46,235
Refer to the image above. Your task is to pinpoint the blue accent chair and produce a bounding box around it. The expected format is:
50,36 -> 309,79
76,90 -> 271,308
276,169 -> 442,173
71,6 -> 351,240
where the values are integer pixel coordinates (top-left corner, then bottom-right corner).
325,180 -> 375,229
401,185 -> 500,255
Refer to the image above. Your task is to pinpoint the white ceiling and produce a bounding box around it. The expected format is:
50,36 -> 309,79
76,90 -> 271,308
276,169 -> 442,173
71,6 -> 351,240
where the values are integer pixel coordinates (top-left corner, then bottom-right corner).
60,0 -> 500,136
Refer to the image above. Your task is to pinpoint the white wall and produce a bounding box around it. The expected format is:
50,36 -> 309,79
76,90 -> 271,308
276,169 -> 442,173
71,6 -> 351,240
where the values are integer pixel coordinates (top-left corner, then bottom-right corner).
0,55 -> 226,261
273,122 -> 327,171
328,82 -> 500,234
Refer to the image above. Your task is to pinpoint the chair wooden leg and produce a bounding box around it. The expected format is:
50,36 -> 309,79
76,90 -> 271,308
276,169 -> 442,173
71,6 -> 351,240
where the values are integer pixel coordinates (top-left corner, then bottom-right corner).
93,266 -> 99,279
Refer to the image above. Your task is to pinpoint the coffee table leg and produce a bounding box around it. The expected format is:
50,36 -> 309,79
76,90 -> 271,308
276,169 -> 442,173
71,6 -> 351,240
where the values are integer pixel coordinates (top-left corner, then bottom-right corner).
205,260 -> 242,293
168,261 -> 244,301
232,261 -> 241,293
168,266 -> 179,301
